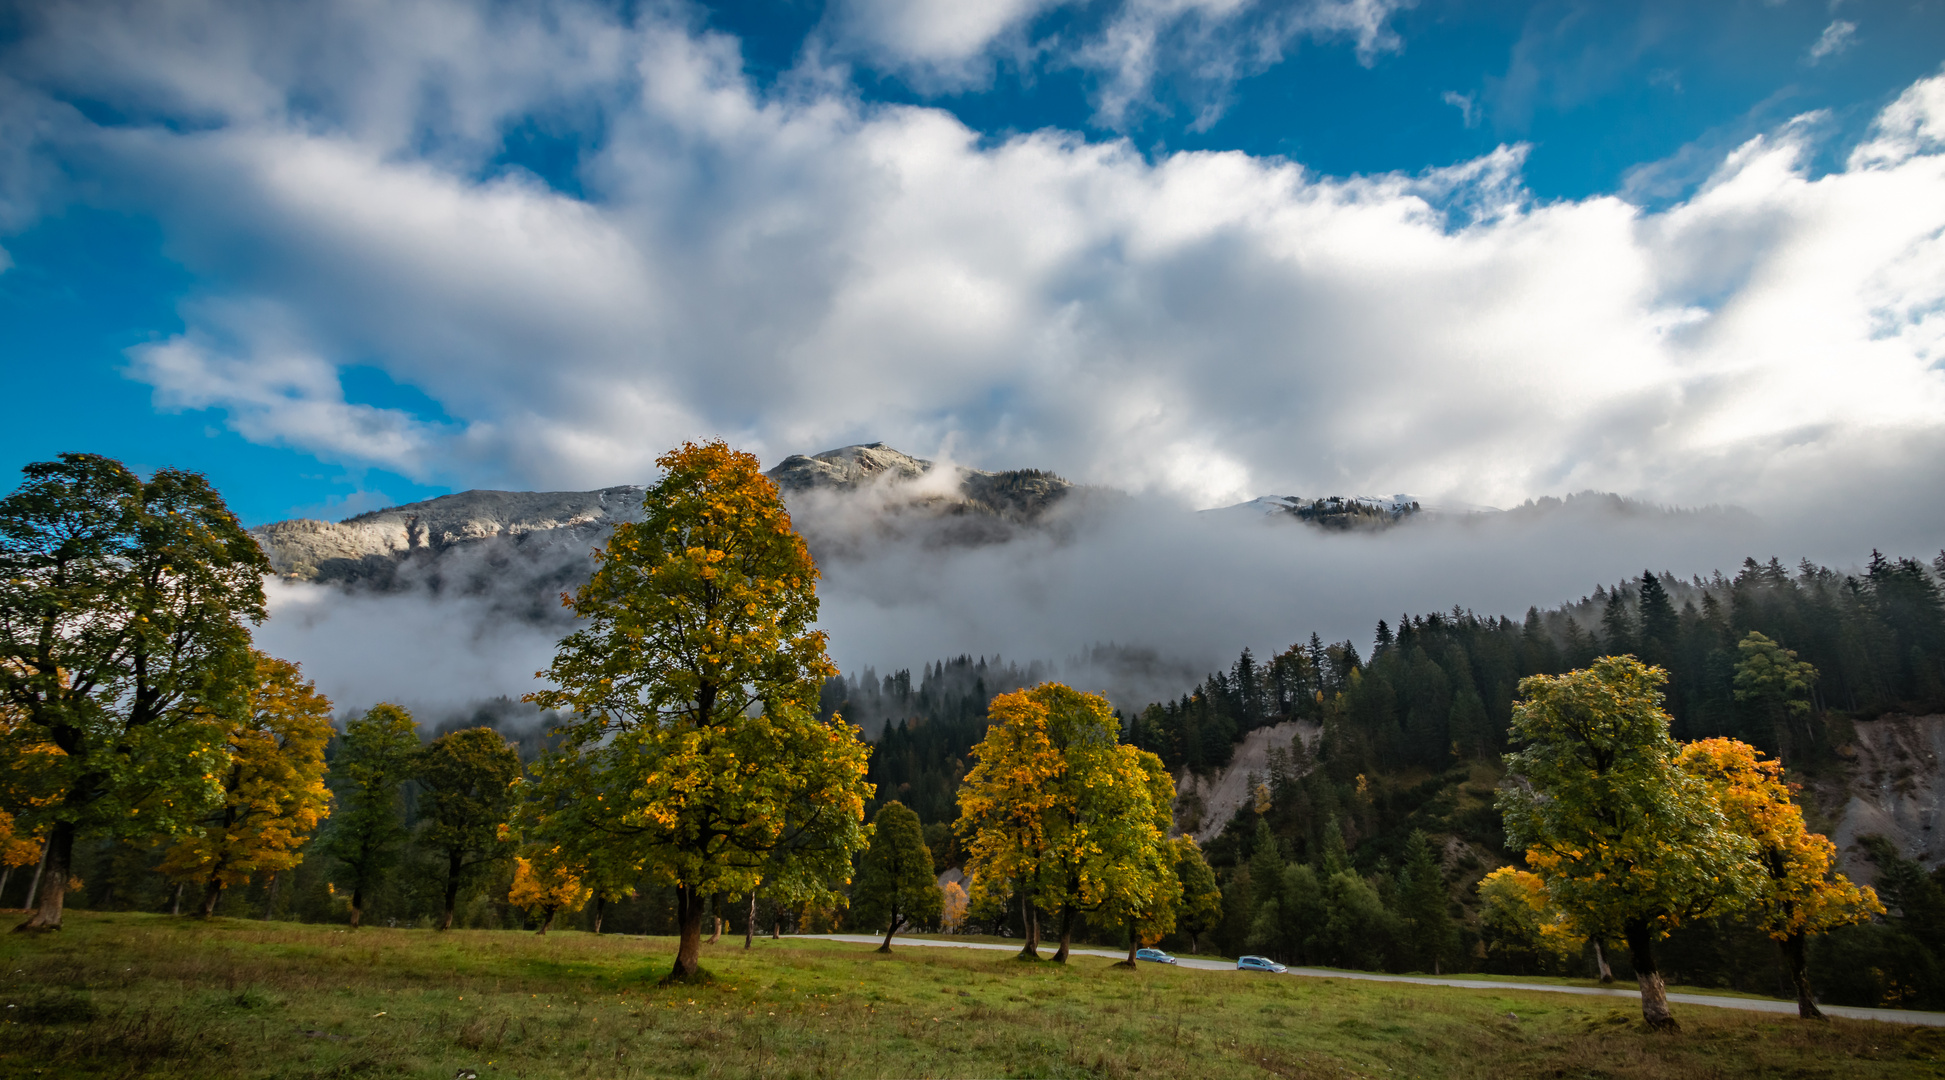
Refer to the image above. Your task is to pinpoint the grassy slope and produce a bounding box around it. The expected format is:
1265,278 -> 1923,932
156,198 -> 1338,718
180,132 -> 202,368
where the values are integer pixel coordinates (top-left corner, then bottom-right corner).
0,913 -> 1938,1080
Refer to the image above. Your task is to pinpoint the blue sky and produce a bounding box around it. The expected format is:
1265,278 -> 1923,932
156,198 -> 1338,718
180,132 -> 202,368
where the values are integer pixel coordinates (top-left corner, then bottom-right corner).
2,0 -> 1943,528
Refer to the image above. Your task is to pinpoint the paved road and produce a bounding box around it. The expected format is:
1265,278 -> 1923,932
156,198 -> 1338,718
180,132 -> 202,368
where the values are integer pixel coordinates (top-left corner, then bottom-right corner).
799,934 -> 1945,1027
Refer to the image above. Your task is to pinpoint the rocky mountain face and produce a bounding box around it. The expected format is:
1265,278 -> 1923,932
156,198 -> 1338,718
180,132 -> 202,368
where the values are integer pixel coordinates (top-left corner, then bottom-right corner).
249,443 -> 1078,604
766,442 -> 1074,521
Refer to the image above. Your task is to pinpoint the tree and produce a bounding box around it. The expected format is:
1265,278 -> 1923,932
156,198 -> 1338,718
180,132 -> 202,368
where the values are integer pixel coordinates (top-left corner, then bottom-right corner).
319,704 -> 420,929
940,879 -> 969,932
0,454 -> 269,931
1732,632 -> 1819,757
158,651 -> 334,917
955,687 -> 1063,959
850,801 -> 942,951
508,850 -> 592,935
527,440 -> 872,980
1497,657 -> 1758,1029
1476,866 -> 1585,970
1173,838 -> 1223,954
1678,737 -> 1882,1017
417,726 -> 521,931
956,683 -> 1179,964
1397,830 -> 1455,973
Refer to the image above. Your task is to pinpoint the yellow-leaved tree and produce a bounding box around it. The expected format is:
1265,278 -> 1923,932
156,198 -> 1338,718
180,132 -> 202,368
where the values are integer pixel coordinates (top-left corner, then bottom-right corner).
527,440 -> 872,980
157,651 -> 333,918
1678,737 -> 1882,1018
957,682 -> 1180,964
1497,657 -> 1760,1030
509,849 -> 593,935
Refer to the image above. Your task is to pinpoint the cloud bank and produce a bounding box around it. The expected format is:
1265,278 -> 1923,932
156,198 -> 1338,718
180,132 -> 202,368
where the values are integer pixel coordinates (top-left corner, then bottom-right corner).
3,1 -> 1942,525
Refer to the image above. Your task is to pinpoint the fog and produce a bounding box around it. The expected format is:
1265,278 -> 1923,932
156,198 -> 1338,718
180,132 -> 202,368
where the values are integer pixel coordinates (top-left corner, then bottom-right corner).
244,474 -> 1941,725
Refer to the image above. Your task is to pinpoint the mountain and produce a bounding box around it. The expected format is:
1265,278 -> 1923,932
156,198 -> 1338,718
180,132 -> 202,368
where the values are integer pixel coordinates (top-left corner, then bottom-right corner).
250,443 -> 1078,588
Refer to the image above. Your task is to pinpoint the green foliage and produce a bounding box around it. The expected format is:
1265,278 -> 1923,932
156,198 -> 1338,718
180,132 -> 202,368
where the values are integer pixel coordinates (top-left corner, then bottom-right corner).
0,453 -> 269,928
1499,657 -> 1762,1026
1499,657 -> 1758,944
318,704 -> 421,926
417,726 -> 521,930
1397,830 -> 1455,972
527,441 -> 872,976
849,801 -> 941,945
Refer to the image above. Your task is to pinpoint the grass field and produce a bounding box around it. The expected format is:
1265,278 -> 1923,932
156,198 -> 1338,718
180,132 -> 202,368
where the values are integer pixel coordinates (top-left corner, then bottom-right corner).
1,913 -> 1940,1079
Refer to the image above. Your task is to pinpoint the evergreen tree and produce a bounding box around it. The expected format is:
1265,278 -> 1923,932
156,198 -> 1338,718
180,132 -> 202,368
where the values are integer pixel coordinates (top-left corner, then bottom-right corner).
1397,830 -> 1454,973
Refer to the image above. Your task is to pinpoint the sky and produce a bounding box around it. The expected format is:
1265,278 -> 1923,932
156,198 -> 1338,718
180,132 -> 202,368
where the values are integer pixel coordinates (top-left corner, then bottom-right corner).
1,0 -> 1942,533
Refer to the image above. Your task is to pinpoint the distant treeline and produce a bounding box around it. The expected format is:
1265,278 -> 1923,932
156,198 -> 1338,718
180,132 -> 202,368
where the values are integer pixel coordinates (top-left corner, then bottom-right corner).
1134,550 -> 1945,779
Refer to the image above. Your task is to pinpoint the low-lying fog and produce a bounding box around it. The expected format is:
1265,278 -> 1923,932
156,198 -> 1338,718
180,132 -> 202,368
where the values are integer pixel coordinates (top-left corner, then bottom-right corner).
253,477 -> 1942,727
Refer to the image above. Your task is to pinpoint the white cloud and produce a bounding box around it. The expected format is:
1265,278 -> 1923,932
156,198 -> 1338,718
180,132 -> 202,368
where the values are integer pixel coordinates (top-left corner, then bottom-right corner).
1807,19 -> 1856,64
1,1 -> 1942,532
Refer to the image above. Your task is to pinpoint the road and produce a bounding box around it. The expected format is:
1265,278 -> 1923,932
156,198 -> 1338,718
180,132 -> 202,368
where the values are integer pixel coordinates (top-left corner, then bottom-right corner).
798,934 -> 1945,1027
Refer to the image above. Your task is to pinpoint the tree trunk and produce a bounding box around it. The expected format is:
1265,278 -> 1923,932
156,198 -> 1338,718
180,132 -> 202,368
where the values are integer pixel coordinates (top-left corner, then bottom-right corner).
439,851 -> 462,931
0,866 -> 12,909
1189,931 -> 1198,955
1780,932 -> 1824,1019
672,884 -> 706,980
170,883 -> 184,917
879,911 -> 901,953
1594,940 -> 1615,984
198,879 -> 224,919
1125,916 -> 1140,967
1053,905 -> 1074,964
745,892 -> 757,950
23,838 -> 51,915
348,882 -> 364,929
261,873 -> 279,920
593,896 -> 605,935
707,893 -> 723,945
537,905 -> 556,936
1624,918 -> 1679,1031
771,915 -> 781,940
15,821 -> 72,932
1016,890 -> 1040,960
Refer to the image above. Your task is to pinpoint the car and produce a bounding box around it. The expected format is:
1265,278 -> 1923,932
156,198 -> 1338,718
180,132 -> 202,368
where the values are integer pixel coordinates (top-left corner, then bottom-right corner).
1135,947 -> 1178,965
1237,955 -> 1287,973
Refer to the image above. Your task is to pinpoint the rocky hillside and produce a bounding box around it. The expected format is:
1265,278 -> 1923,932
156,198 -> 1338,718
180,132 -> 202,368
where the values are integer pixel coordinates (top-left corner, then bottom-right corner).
250,443 -> 1079,593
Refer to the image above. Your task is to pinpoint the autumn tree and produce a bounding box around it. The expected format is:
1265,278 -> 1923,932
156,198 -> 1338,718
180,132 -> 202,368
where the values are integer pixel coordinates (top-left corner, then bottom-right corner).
319,704 -> 419,928
850,801 -> 942,951
940,879 -> 970,932
509,850 -> 592,935
0,454 -> 269,931
956,688 -> 1062,958
418,726 -> 521,931
1678,737 -> 1882,1017
1498,657 -> 1759,1029
956,683 -> 1179,964
158,651 -> 334,917
527,440 -> 872,980
1476,866 -> 1587,970
1173,838 -> 1223,955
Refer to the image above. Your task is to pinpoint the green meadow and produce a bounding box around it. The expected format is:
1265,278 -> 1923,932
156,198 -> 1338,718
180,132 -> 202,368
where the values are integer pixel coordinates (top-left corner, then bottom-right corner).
0,913 -> 1938,1079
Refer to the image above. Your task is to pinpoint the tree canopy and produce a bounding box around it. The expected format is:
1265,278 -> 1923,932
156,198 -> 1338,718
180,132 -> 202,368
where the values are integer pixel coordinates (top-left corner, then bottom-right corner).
1498,657 -> 1759,1029
850,800 -> 941,951
418,726 -> 522,931
528,440 -> 872,979
157,651 -> 334,917
319,703 -> 421,929
0,454 -> 269,930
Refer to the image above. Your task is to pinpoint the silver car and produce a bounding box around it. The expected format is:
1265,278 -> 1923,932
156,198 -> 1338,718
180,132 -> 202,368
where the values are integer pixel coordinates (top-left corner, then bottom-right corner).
1237,955 -> 1287,973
